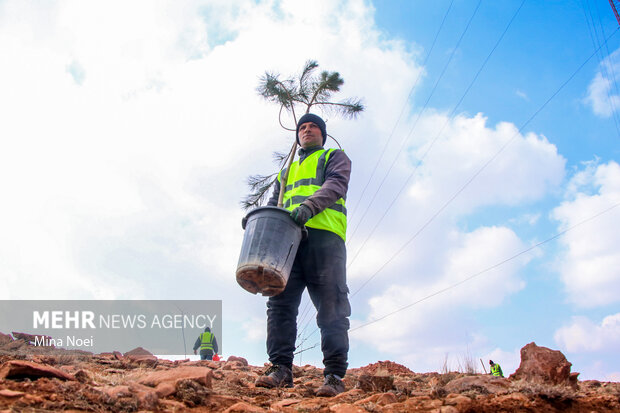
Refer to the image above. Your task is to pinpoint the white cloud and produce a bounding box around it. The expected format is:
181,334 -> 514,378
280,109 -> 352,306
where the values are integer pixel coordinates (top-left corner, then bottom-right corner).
349,225 -> 530,371
515,90 -> 528,101
0,0 -> 421,301
585,48 -> 620,117
405,113 -> 565,214
551,161 -> 620,307
554,313 -> 620,353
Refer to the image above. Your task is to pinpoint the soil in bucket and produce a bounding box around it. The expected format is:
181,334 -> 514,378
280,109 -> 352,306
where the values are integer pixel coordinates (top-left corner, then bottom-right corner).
236,206 -> 303,296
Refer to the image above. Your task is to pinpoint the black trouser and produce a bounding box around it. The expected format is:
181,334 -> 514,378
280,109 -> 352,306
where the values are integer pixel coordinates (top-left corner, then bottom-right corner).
266,228 -> 351,378
200,349 -> 213,360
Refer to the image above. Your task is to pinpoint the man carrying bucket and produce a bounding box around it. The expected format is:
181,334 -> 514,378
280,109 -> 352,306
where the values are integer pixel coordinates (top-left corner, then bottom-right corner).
254,113 -> 352,397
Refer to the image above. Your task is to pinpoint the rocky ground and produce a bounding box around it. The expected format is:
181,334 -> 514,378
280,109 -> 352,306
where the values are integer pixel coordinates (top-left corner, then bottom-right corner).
1,333 -> 619,412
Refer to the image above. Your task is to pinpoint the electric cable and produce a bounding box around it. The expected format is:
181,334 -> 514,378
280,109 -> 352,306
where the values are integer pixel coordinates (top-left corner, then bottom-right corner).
350,25 -> 620,297
582,0 -> 620,137
347,0 -> 527,271
346,0 -> 482,245
347,0 -> 455,224
349,201 -> 620,332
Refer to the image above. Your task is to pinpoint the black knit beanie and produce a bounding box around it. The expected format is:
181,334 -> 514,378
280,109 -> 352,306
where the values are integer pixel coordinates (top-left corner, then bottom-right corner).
296,113 -> 327,145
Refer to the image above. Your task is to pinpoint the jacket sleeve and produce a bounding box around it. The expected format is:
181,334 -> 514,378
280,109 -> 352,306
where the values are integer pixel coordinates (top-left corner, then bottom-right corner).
193,336 -> 201,351
213,336 -> 219,354
302,150 -> 351,216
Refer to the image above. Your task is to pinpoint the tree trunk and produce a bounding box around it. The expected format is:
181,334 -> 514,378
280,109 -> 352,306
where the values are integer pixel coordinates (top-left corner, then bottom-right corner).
277,140 -> 298,208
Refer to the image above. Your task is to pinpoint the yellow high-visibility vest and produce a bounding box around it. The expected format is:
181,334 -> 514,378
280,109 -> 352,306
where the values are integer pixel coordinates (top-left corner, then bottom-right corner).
278,148 -> 347,240
199,332 -> 214,351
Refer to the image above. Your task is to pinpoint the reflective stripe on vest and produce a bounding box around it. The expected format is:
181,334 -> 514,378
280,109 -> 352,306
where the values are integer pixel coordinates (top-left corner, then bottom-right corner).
491,364 -> 501,376
278,148 -> 347,240
200,332 -> 214,351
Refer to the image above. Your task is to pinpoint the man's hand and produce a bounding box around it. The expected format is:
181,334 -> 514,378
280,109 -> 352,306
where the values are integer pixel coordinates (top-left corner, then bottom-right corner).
290,204 -> 312,226
193,349 -> 197,355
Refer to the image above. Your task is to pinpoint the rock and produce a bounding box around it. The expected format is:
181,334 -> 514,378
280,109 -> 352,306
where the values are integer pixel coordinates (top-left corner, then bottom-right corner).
0,332 -> 13,345
155,381 -> 176,398
123,347 -> 158,367
223,360 -> 248,370
0,389 -> 25,397
223,401 -> 267,412
123,346 -> 153,357
329,403 -> 366,412
127,354 -> 158,367
444,375 -> 510,395
2,339 -> 27,351
128,383 -> 159,411
175,379 -> 210,407
137,366 -> 212,388
510,342 -> 577,386
357,374 -> 394,392
0,360 -> 75,381
271,398 -> 303,409
376,392 -> 398,405
444,393 -> 472,410
226,356 -> 249,366
74,369 -> 94,384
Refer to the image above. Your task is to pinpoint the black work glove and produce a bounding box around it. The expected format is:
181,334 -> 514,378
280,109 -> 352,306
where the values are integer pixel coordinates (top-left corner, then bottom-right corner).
290,204 -> 312,226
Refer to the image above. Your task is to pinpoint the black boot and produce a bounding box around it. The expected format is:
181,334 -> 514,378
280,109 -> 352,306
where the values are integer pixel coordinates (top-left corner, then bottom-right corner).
316,374 -> 345,397
255,364 -> 293,388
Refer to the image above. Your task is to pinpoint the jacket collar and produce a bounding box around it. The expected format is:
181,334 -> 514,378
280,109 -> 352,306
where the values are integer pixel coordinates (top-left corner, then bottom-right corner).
298,145 -> 324,163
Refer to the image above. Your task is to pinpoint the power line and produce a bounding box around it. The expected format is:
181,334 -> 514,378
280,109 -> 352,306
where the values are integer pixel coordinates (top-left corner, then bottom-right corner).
296,0 -> 456,359
349,201 -> 620,332
346,0 -> 483,245
350,25 -> 620,297
581,0 -> 620,138
347,0 -> 455,225
347,0 -> 526,271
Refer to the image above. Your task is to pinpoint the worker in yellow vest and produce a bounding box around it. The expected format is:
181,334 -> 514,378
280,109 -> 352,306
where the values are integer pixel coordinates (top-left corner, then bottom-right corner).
489,360 -> 504,377
255,113 -> 351,397
193,327 -> 218,360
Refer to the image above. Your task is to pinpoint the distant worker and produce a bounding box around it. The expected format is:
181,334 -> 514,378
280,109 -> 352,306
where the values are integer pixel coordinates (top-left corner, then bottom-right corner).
489,360 -> 504,377
193,327 -> 219,360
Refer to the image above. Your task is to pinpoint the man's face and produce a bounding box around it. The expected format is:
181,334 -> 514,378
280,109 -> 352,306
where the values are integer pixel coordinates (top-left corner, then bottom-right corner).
298,121 -> 323,149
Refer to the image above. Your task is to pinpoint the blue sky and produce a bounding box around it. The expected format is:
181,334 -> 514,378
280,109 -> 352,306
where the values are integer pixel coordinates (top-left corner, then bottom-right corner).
0,0 -> 619,381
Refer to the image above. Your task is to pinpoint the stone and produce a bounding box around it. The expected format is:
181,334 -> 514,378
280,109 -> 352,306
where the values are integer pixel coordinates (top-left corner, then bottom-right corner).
357,374 -> 394,392
128,383 -> 159,411
137,366 -> 212,388
123,346 -> 153,357
73,369 -> 94,384
155,382 -> 176,398
11,332 -> 52,345
223,401 -> 267,412
444,375 -> 510,395
123,346 -> 158,366
226,356 -> 249,366
444,393 -> 472,410
0,332 -> 13,345
510,342 -> 577,386
0,389 -> 25,397
0,360 -> 76,381
270,398 -> 303,409
223,360 -> 248,370
2,339 -> 27,351
376,392 -> 398,405
175,379 -> 210,407
329,403 -> 366,413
